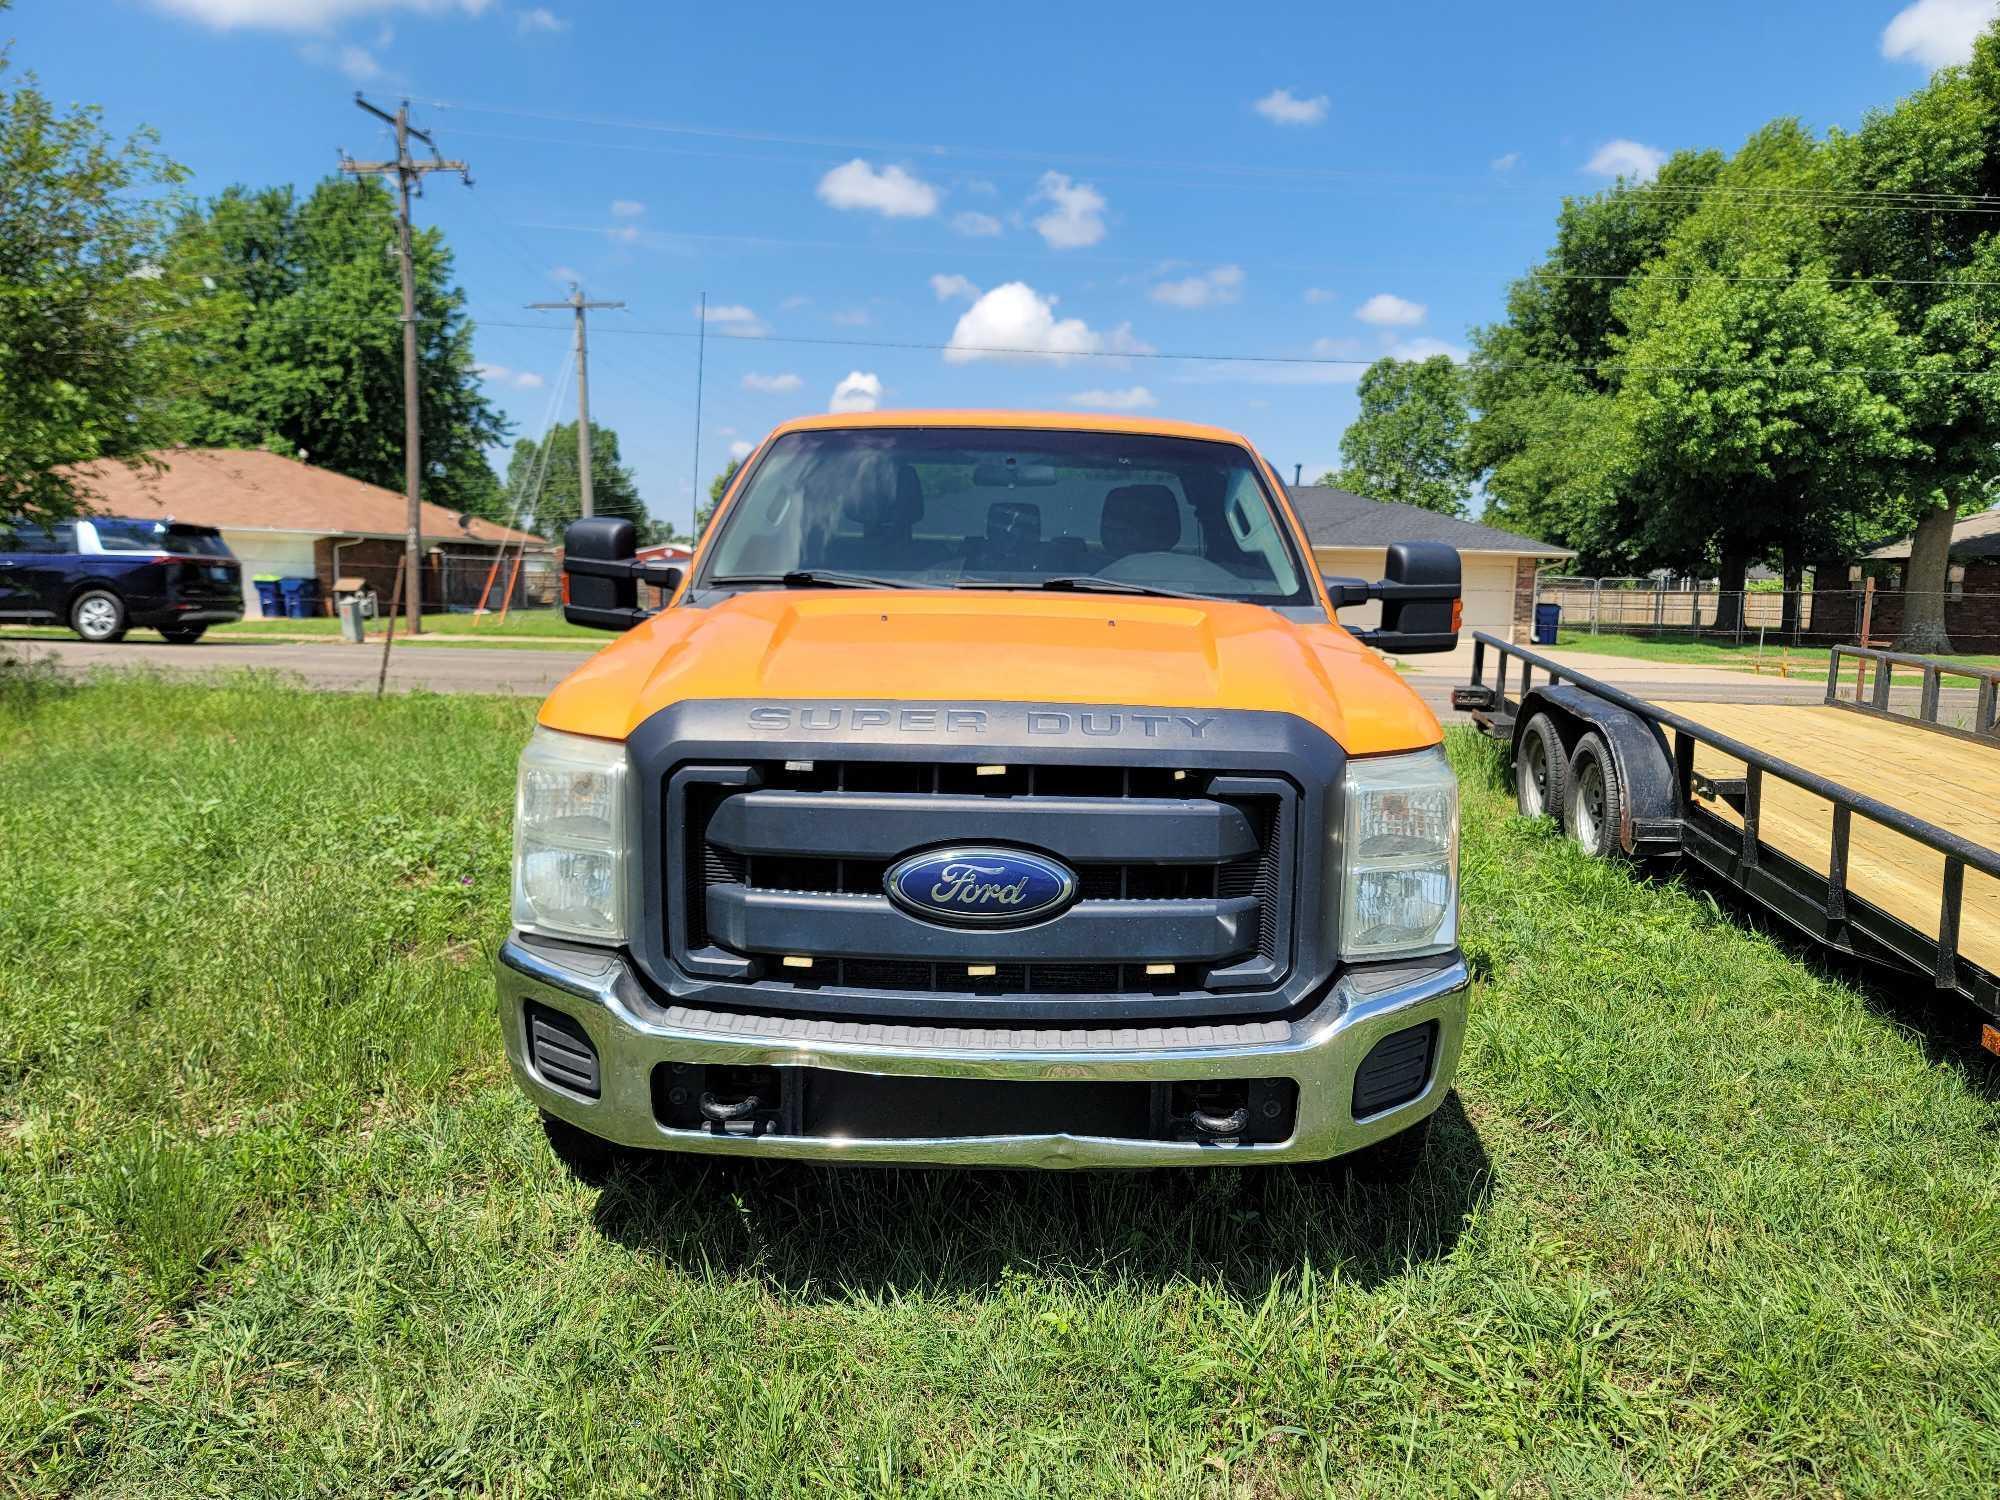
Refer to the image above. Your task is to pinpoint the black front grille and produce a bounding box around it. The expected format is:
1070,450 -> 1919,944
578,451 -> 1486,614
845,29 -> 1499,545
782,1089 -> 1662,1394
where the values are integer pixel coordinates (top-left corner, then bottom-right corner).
675,759 -> 1295,1001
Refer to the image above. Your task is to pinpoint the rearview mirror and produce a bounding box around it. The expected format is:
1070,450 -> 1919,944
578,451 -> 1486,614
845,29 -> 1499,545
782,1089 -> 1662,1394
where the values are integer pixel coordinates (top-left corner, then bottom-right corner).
972,460 -> 1057,487
563,517 -> 646,631
1347,541 -> 1461,655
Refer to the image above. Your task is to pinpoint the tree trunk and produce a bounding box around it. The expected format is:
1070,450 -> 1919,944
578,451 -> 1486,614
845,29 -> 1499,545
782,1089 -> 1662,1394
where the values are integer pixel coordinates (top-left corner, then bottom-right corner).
1779,539 -> 1803,637
1711,545 -> 1749,636
1896,502 -> 1957,655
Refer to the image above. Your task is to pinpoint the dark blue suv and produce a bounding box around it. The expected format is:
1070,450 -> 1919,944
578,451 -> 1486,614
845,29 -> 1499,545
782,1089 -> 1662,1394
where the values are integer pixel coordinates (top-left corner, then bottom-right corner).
0,516 -> 244,643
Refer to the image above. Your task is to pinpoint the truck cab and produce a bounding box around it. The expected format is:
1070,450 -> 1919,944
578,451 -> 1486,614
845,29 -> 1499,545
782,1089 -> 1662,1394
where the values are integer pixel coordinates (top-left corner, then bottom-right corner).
498,412 -> 1467,1181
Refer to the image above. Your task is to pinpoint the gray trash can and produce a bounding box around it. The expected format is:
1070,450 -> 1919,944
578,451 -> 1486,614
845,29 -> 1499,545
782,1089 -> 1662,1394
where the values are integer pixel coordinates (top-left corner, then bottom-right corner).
338,594 -> 369,644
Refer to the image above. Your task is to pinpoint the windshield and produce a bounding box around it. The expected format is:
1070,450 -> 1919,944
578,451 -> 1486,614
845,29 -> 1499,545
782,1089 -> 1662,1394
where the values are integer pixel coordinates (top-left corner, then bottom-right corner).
699,428 -> 1312,605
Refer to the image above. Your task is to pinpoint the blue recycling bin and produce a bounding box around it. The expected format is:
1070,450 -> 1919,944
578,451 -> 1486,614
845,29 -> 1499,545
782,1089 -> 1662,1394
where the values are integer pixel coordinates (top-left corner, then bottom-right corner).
279,576 -> 320,620
253,576 -> 282,617
1532,601 -> 1562,646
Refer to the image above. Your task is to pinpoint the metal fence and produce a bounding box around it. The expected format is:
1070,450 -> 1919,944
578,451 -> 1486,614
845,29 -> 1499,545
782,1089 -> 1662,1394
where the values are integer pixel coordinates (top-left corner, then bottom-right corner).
1533,574 -> 1999,650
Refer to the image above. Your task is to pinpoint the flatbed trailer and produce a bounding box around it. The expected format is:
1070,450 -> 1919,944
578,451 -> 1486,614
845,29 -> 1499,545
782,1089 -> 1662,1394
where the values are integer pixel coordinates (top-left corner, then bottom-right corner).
1454,632 -> 2000,1046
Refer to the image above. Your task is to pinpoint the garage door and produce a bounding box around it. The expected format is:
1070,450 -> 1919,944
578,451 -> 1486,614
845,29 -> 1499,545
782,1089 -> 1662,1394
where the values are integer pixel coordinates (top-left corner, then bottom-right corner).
221,532 -> 318,618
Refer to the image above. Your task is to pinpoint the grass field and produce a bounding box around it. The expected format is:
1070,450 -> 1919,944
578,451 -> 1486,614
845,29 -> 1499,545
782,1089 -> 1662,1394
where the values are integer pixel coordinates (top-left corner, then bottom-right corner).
1,670 -> 1996,1495
213,611 -> 604,642
1552,628 -> 2000,676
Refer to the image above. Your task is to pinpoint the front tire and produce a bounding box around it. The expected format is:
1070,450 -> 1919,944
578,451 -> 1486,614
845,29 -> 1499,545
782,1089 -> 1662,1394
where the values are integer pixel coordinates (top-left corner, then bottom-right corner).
1515,712 -> 1568,826
159,625 -> 207,644
1565,732 -> 1624,859
70,589 -> 127,643
1343,1113 -> 1434,1187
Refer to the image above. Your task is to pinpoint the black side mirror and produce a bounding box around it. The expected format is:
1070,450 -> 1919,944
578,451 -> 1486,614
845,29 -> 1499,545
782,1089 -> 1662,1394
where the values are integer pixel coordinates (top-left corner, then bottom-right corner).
563,517 -> 645,631
1348,541 -> 1461,655
1320,574 -> 1370,608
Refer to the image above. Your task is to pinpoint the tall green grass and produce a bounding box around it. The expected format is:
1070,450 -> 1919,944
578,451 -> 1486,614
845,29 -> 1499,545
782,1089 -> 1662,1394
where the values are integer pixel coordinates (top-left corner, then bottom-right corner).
0,667 -> 1995,1495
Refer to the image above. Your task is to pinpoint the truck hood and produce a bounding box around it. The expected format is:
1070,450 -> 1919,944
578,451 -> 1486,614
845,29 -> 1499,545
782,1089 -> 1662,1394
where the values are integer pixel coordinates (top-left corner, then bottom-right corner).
537,588 -> 1441,755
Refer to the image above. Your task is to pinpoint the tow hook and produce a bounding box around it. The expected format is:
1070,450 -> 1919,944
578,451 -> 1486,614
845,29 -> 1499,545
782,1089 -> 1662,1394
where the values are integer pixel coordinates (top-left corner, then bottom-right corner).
698,1091 -> 763,1125
1191,1103 -> 1251,1137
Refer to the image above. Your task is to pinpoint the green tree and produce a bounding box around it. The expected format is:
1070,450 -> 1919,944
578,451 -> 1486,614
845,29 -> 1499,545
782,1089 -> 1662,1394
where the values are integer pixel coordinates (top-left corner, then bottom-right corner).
163,177 -> 508,516
696,456 -> 742,539
1827,22 -> 2000,652
1465,149 -> 1724,556
504,420 -> 651,539
1323,356 -> 1473,516
1611,121 -> 1918,633
0,18 -> 202,522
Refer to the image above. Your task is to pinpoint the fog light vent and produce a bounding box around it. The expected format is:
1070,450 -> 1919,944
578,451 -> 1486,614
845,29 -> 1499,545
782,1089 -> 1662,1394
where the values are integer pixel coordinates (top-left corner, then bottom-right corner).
526,1001 -> 600,1099
1351,1021 -> 1437,1116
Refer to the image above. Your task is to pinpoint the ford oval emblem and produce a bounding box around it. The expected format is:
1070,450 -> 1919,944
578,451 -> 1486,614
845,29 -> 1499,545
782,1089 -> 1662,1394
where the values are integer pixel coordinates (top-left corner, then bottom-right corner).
884,846 -> 1079,927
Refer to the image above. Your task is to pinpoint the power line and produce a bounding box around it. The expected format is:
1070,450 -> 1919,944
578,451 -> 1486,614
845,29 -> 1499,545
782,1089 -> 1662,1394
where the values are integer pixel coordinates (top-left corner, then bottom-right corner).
525,284 -> 624,517
470,316 -> 2000,380
425,95 -> 2000,212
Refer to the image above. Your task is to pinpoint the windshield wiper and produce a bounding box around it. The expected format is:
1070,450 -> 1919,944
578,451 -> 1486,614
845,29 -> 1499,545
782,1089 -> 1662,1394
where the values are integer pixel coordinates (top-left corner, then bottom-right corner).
710,569 -> 930,591
956,574 -> 1208,602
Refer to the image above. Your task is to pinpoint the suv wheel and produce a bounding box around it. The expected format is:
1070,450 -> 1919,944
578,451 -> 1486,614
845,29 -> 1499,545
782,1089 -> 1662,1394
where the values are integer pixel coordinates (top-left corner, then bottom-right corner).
70,589 -> 128,643
159,625 -> 208,644
1515,713 -> 1567,826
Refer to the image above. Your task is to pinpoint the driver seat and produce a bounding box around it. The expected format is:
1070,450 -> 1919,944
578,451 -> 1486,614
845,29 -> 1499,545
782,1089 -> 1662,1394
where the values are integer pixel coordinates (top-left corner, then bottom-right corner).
1098,484 -> 1182,563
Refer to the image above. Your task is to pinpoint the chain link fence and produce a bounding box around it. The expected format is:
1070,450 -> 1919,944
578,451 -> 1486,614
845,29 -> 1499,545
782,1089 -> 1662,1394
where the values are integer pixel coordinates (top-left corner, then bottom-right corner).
1532,574 -> 2000,651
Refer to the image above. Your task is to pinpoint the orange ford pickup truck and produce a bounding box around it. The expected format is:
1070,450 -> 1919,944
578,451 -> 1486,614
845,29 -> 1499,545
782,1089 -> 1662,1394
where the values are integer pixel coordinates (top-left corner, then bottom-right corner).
499,412 -> 1466,1182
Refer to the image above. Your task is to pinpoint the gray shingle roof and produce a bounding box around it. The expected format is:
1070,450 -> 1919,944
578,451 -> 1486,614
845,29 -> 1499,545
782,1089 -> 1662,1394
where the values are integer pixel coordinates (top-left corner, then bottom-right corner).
1866,506 -> 2000,562
1286,485 -> 1573,557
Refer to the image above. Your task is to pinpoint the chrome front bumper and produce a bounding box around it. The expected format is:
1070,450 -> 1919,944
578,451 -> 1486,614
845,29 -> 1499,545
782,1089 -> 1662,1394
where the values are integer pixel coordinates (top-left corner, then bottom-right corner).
497,938 -> 1469,1169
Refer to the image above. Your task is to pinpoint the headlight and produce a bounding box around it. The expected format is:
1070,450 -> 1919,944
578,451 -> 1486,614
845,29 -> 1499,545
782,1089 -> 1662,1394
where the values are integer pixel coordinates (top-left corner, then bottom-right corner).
512,725 -> 632,942
1339,746 -> 1458,960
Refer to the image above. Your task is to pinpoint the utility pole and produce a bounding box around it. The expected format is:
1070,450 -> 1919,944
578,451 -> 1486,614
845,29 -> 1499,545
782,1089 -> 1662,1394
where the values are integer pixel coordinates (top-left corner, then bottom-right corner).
527,284 -> 624,517
340,95 -> 470,635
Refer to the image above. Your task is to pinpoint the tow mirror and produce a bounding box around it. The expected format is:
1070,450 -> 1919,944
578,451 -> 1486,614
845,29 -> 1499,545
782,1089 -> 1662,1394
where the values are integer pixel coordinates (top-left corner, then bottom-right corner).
1341,541 -> 1461,655
563,518 -> 680,632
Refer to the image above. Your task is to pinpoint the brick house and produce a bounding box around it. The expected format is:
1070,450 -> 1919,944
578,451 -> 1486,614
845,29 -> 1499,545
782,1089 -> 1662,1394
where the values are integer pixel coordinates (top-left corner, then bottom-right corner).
62,448 -> 545,618
1286,485 -> 1574,643
1847,506 -> 2000,651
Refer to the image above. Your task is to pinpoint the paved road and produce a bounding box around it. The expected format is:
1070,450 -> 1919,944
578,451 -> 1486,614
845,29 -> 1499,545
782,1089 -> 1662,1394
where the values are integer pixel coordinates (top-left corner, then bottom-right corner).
12,632 -> 1911,723
5,634 -> 597,696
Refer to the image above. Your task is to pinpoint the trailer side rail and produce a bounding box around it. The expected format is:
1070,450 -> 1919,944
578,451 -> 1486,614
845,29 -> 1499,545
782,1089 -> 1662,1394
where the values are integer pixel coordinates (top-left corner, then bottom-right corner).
1824,643 -> 2000,745
1462,631 -> 2000,1023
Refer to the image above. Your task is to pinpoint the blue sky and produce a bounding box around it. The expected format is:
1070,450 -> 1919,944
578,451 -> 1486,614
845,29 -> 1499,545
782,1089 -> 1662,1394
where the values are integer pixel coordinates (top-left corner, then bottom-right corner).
11,0 -> 1994,533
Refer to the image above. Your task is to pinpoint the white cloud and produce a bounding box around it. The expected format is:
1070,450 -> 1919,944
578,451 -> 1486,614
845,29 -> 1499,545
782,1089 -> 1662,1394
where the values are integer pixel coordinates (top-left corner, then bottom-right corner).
609,199 -> 645,218
1149,264 -> 1244,310
1883,0 -> 1997,66
475,362 -> 544,391
551,264 -> 580,285
742,372 -> 802,394
698,303 -> 767,336
1252,87 -> 1329,126
1491,152 -> 1520,172
1386,337 -> 1468,363
830,308 -> 871,327
816,159 -> 940,218
149,0 -> 491,27
300,40 -> 383,79
951,210 -> 1003,237
1353,292 -> 1426,327
608,224 -> 641,245
929,273 -> 981,302
1068,386 -> 1156,410
727,439 -> 754,460
517,5 -> 565,32
1584,138 -> 1668,181
943,281 -> 1150,364
830,371 -> 883,413
1030,172 -> 1107,249
1311,336 -> 1368,359
1303,287 -> 1336,305
779,294 -> 812,310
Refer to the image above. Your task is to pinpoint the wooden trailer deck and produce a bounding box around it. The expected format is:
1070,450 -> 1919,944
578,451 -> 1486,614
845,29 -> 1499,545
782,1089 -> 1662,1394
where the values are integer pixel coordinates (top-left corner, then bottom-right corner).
1655,701 -> 2000,976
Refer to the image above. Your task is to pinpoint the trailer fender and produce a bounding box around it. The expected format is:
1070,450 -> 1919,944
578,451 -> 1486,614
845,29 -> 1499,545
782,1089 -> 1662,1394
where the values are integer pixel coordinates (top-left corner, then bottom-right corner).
1516,685 -> 1681,857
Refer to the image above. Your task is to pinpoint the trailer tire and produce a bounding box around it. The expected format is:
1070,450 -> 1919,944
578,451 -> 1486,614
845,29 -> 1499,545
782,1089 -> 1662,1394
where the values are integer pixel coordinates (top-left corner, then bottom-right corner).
1565,731 -> 1624,860
1516,713 -> 1568,826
